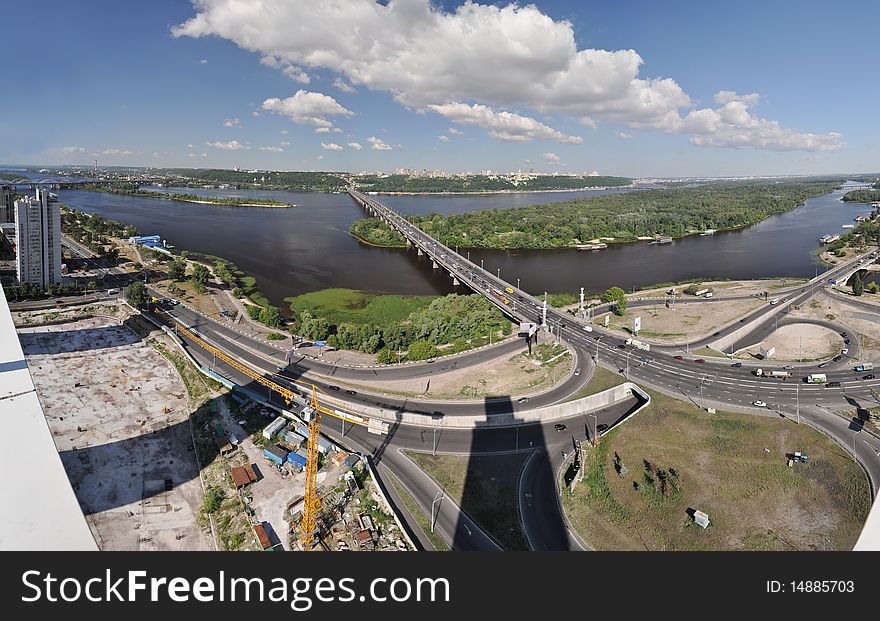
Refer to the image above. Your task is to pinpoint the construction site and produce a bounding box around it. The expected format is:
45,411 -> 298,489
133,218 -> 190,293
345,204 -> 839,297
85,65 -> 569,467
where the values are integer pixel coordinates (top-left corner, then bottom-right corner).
13,301 -> 413,552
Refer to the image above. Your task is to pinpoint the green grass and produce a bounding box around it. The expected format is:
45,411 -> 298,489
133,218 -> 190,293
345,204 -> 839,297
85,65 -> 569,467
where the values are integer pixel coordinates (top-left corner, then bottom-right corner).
561,387 -> 871,551
387,477 -> 450,551
406,452 -> 528,550
285,288 -> 435,326
566,366 -> 628,401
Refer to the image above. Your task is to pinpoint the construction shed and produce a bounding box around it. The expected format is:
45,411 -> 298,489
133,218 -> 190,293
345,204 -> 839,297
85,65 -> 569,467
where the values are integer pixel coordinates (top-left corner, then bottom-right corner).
263,445 -> 288,464
230,464 -> 258,488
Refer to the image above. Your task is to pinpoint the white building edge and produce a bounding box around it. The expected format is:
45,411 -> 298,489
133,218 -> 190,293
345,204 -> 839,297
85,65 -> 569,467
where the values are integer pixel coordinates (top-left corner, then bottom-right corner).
0,287 -> 96,550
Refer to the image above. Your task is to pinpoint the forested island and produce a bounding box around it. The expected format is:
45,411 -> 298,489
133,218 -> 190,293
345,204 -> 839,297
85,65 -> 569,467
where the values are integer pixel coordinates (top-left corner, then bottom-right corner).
842,188 -> 880,203
350,179 -> 842,249
79,184 -> 293,207
350,173 -> 631,194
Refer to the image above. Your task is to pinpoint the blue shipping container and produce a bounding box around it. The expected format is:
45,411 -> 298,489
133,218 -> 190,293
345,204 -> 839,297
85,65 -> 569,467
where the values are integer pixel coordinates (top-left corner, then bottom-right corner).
263,447 -> 287,464
286,452 -> 307,468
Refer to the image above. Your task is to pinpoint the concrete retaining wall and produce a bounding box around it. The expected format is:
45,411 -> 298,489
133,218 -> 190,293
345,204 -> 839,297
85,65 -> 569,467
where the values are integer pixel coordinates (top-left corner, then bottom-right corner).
322,381 -> 650,429
706,300 -> 781,353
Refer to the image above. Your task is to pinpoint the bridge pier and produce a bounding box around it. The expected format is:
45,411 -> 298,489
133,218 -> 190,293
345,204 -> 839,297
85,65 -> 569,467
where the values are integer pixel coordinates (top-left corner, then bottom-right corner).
452,276 -> 460,286
432,260 -> 439,269
417,248 -> 424,256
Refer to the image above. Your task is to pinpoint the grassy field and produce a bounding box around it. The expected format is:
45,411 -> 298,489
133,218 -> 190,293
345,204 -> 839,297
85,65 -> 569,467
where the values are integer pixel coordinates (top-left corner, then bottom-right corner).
561,388 -> 871,550
284,288 -> 435,326
406,451 -> 528,550
566,366 -> 628,401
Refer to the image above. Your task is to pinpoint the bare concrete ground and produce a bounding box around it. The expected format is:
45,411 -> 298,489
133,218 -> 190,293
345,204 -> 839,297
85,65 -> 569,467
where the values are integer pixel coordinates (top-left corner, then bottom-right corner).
17,316 -> 211,551
327,342 -> 572,400
597,298 -> 764,343
737,323 -> 842,362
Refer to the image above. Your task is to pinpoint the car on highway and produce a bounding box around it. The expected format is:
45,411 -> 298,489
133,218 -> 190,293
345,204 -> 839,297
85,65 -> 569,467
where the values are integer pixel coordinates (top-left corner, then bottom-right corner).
818,362 -> 829,368
826,381 -> 841,388
841,332 -> 848,338
517,397 -> 529,404
695,358 -> 705,364
554,423 -> 567,432
574,368 -> 581,376
782,365 -> 793,370
328,385 -> 340,391
833,355 -> 842,362
864,374 -> 876,380
597,423 -> 609,432
731,362 -> 743,368
844,339 -> 850,345
769,299 -> 780,305
842,348 -> 849,355
674,355 -> 684,360
219,310 -> 233,317
345,389 -> 357,395
712,331 -> 720,336
752,400 -> 767,407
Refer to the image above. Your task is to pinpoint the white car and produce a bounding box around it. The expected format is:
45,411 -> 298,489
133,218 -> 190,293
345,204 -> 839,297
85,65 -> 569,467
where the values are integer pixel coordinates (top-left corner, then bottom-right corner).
583,325 -> 593,332
842,348 -> 849,355
752,400 -> 767,408
769,299 -> 780,305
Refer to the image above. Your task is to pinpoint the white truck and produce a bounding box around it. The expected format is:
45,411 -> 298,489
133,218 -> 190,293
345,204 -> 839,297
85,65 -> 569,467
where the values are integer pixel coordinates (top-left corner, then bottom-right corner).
625,338 -> 651,352
854,362 -> 874,372
755,369 -> 791,379
806,373 -> 828,384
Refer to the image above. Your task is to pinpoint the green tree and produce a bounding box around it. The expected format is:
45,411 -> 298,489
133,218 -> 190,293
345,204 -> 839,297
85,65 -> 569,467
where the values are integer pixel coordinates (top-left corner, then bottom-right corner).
258,305 -> 282,328
406,339 -> 439,361
602,286 -> 627,315
852,272 -> 864,297
124,281 -> 148,309
168,259 -> 186,281
191,263 -> 210,292
376,348 -> 396,364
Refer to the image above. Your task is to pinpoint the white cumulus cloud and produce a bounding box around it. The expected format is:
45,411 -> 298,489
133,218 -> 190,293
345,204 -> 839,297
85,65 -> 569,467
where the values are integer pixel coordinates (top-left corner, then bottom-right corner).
334,78 -> 355,93
367,136 -> 393,150
173,0 -> 841,151
429,102 -> 582,144
542,152 -> 561,165
259,145 -> 284,152
223,118 -> 241,127
447,127 -> 463,136
347,142 -> 363,151
321,142 -> 343,151
100,148 -> 134,156
261,90 -> 353,129
205,140 -> 249,150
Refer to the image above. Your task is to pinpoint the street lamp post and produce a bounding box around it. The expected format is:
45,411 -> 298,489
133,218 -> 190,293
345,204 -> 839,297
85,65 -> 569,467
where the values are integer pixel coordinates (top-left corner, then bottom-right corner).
497,267 -> 500,279
517,278 -> 520,290
431,491 -> 443,533
589,413 -> 598,448
480,259 -> 484,270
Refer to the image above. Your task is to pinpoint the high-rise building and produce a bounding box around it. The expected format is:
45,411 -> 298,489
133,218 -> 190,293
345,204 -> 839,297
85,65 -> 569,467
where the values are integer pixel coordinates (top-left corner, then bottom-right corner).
14,188 -> 62,290
1,184 -> 14,223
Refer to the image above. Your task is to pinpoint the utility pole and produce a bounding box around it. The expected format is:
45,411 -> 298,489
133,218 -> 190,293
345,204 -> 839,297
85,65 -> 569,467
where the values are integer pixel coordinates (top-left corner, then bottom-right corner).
517,277 -> 520,290
579,286 -> 585,316
431,491 -> 443,533
433,426 -> 437,456
542,293 -> 548,328
590,413 -> 598,448
497,267 -> 500,279
595,337 -> 601,364
480,258 -> 484,270
796,381 -> 800,425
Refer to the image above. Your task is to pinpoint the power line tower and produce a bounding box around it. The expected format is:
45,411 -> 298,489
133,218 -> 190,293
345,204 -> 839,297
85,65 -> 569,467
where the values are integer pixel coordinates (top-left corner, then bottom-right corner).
300,385 -> 323,548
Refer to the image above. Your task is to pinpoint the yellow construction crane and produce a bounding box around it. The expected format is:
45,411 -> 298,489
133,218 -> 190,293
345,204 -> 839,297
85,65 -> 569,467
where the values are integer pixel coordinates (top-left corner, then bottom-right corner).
151,307 -> 356,549
300,385 -> 323,548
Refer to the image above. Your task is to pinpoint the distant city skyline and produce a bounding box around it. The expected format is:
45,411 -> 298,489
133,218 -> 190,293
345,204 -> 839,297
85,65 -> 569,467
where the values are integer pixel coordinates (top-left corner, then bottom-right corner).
1,1 -> 877,177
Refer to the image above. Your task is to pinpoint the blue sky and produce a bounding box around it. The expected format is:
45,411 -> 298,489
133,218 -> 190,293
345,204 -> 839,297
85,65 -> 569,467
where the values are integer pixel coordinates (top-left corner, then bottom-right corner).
1,0 -> 877,177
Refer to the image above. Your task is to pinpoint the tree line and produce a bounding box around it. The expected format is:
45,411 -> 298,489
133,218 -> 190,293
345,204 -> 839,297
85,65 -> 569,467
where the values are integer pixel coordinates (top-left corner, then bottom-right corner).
394,179 -> 842,249
295,293 -> 511,361
352,174 -> 631,194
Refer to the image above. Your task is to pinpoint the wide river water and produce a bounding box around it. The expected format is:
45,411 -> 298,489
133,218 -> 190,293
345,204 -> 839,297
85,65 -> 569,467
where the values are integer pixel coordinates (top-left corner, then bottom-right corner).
55,182 -> 873,308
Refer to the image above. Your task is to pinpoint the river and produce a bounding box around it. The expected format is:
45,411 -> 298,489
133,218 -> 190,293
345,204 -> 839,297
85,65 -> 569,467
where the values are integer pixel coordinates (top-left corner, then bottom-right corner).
55,182 -> 873,308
